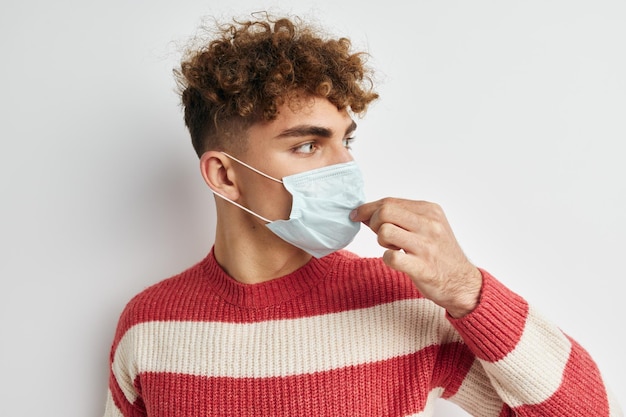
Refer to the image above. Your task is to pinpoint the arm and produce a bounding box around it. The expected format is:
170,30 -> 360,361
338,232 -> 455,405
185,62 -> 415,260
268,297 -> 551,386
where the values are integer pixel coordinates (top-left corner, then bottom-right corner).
351,198 -> 621,416
103,311 -> 146,417
449,268 -> 619,415
104,371 -> 145,417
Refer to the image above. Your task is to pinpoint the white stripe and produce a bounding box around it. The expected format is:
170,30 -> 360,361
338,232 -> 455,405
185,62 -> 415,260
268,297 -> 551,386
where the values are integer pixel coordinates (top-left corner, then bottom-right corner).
481,305 -> 572,407
112,299 -> 460,404
102,389 -> 124,417
607,384 -> 625,417
446,359 -> 505,416
405,388 -> 445,417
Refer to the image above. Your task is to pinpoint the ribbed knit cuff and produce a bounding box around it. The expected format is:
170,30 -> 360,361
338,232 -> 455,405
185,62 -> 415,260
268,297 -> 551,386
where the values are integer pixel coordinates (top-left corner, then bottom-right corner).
447,268 -> 529,362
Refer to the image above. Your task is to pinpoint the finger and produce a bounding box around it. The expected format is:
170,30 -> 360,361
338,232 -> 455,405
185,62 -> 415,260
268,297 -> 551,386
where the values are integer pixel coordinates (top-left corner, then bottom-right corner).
382,249 -> 423,278
368,202 -> 431,237
351,197 -> 412,232
350,199 -> 385,226
377,222 -> 420,253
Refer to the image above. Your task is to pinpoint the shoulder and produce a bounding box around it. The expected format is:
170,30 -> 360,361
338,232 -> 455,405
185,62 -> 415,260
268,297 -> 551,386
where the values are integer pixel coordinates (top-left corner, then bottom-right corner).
327,250 -> 424,302
114,256 -> 210,334
332,250 -> 410,281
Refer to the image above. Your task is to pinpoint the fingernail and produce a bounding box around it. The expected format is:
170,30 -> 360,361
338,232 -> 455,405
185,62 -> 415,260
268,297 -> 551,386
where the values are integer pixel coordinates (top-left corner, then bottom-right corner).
350,209 -> 357,220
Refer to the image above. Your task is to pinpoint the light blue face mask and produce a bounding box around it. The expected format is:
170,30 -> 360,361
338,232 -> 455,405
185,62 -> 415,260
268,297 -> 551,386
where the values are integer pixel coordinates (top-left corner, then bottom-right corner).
213,153 -> 366,258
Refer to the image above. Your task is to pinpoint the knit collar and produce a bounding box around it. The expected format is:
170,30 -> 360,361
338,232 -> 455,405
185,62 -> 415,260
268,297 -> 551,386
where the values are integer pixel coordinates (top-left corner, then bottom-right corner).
200,247 -> 339,308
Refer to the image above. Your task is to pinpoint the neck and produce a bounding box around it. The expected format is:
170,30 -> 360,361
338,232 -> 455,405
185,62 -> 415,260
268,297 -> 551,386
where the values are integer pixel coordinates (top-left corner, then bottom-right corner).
213,211 -> 312,284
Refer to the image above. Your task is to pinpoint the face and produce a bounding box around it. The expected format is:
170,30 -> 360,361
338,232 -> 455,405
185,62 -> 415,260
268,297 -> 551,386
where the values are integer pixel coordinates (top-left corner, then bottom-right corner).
233,96 -> 357,222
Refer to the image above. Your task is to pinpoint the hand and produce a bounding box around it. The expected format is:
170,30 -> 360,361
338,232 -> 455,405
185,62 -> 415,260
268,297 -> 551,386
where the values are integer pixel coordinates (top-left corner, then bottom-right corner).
350,198 -> 482,318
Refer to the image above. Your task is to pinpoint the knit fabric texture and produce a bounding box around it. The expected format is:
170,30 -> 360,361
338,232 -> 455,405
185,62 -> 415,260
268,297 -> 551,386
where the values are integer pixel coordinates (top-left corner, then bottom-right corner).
103,249 -> 618,416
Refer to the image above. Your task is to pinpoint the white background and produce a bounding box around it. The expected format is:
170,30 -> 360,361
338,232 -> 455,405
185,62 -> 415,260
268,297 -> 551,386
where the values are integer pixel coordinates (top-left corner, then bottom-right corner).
1,1 -> 624,416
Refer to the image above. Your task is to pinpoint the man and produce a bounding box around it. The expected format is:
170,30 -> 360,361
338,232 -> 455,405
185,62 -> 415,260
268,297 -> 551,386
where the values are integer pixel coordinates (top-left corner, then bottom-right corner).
103,14 -> 621,416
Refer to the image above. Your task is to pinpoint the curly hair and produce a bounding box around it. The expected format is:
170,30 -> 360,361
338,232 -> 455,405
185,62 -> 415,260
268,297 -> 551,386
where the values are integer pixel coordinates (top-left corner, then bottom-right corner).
174,13 -> 379,157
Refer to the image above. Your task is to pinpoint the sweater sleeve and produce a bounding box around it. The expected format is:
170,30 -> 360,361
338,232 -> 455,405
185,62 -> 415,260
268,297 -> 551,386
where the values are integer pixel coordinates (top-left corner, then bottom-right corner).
447,268 -> 622,416
103,306 -> 147,417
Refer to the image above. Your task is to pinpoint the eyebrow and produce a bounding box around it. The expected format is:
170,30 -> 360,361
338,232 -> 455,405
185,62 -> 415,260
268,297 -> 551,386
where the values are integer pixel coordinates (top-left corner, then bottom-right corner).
275,120 -> 357,139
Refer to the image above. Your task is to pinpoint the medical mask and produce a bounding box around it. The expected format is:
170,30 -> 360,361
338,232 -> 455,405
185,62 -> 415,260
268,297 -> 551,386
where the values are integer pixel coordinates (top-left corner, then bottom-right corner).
212,152 -> 366,258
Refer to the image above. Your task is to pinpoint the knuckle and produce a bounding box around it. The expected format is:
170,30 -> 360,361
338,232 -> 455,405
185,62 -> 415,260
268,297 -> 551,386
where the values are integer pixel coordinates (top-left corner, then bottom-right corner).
377,233 -> 391,248
378,222 -> 395,236
378,223 -> 399,244
428,202 -> 444,218
377,223 -> 399,248
377,204 -> 395,221
429,220 -> 445,237
379,197 -> 399,207
383,249 -> 401,265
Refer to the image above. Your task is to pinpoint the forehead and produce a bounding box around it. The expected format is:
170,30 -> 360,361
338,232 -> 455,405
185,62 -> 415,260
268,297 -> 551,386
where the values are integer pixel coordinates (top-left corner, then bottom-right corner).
250,96 -> 354,139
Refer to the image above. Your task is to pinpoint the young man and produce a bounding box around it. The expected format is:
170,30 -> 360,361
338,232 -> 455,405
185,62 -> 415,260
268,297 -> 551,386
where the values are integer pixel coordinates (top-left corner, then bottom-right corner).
103,14 -> 621,417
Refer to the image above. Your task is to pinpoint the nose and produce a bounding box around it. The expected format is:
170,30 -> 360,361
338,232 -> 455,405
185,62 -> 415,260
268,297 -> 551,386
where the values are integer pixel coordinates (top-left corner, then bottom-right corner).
329,141 -> 354,165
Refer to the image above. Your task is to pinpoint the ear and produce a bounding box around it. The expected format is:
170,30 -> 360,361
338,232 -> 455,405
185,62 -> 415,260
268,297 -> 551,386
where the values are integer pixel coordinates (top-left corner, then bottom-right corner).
199,151 -> 240,200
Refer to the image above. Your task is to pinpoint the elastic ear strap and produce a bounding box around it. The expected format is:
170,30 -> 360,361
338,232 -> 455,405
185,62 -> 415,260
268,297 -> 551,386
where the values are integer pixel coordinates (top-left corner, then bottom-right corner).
221,152 -> 283,183
211,190 -> 272,223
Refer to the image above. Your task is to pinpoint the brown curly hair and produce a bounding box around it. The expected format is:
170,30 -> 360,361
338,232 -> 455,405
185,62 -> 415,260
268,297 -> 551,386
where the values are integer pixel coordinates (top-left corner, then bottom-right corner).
174,13 -> 379,157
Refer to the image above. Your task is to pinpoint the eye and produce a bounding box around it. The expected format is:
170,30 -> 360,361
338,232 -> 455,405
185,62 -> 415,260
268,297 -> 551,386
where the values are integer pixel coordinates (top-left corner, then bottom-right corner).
292,142 -> 317,154
343,136 -> 356,150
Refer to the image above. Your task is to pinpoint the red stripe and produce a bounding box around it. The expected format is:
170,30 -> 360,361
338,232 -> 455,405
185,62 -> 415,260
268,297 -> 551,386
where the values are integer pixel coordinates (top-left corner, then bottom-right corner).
110,251 -> 422,352
108,370 -> 145,417
433,342 -> 476,398
512,336 -> 610,416
133,345 -> 469,417
449,269 -> 528,362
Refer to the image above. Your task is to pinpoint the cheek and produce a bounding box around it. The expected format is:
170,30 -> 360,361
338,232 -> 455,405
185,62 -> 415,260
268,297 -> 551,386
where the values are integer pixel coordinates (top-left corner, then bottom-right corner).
242,180 -> 293,220
265,186 -> 293,220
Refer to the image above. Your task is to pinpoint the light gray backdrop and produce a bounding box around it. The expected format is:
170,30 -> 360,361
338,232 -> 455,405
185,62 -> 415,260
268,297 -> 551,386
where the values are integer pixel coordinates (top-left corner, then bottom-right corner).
1,1 -> 624,416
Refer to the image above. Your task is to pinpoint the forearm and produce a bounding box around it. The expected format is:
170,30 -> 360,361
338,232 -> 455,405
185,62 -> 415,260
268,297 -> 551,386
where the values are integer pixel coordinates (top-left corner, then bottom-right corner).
448,269 -> 619,416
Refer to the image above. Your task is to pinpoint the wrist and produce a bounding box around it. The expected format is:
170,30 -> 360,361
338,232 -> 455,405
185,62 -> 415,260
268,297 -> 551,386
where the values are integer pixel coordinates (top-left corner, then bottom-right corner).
446,267 -> 483,318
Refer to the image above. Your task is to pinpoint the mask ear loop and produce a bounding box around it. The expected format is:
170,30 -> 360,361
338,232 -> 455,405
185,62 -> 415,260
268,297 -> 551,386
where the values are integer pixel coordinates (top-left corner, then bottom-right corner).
212,152 -> 283,223
211,191 -> 273,223
221,152 -> 283,184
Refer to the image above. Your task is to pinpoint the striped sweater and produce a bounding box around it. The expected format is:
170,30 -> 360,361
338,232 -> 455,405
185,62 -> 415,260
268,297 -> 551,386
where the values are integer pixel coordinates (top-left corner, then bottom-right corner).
104,249 -> 620,416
